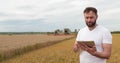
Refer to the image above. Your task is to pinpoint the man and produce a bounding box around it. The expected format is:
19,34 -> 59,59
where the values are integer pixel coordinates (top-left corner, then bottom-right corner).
73,7 -> 112,63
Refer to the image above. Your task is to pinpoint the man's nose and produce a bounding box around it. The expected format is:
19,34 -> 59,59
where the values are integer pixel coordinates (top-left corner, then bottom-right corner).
87,18 -> 91,22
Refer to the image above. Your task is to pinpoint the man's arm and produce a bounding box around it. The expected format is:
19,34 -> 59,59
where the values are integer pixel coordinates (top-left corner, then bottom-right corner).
73,41 -> 79,52
95,44 -> 112,59
85,43 -> 112,59
78,42 -> 112,59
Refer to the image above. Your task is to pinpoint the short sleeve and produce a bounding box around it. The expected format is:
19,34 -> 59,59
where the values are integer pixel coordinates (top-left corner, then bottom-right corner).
102,30 -> 112,44
76,31 -> 80,41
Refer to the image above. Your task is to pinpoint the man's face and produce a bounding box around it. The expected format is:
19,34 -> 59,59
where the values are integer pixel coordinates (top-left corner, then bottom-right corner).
84,11 -> 98,27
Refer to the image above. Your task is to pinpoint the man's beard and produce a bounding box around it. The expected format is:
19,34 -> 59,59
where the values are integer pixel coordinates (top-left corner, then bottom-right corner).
86,20 -> 96,27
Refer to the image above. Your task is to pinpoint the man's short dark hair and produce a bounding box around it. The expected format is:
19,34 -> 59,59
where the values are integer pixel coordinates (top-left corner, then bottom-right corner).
84,7 -> 97,15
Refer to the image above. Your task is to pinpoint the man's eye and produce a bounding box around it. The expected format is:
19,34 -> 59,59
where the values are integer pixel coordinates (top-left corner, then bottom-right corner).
86,17 -> 89,19
90,17 -> 93,19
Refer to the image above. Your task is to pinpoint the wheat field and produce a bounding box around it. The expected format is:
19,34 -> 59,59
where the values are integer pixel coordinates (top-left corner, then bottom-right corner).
1,34 -> 120,63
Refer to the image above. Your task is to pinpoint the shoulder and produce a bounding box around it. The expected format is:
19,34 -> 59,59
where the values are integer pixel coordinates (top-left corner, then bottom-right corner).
98,25 -> 110,33
98,25 -> 112,37
98,25 -> 112,44
78,27 -> 87,33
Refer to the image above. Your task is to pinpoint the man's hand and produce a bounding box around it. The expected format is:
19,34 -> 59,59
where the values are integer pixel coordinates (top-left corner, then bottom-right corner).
79,42 -> 97,56
73,42 -> 79,52
79,43 -> 112,59
85,46 -> 97,56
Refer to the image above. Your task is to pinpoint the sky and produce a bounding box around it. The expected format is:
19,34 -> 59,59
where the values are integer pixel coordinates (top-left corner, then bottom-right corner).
0,0 -> 120,32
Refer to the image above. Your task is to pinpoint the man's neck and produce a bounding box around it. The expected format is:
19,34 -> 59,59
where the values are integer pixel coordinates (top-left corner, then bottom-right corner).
88,24 -> 97,31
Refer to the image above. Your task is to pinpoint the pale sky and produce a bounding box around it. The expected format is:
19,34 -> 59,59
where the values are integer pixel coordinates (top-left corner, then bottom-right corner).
0,0 -> 120,32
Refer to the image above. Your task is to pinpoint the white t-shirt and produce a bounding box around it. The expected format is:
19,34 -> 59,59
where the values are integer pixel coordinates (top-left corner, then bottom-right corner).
76,25 -> 112,63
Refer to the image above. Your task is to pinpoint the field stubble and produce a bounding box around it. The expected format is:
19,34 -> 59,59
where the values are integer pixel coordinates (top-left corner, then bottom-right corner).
0,34 -> 73,52
0,34 -> 74,62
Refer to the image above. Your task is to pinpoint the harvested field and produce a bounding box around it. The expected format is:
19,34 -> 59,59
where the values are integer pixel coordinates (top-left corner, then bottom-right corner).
0,34 -> 74,53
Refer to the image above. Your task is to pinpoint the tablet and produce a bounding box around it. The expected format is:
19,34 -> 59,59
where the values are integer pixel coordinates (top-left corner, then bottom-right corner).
77,41 -> 95,48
